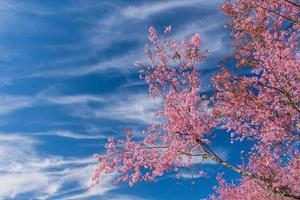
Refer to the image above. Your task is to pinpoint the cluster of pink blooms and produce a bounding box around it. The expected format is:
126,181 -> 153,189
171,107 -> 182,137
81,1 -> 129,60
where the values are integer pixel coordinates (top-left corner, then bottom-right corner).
212,0 -> 300,199
93,0 -> 300,199
92,25 -> 215,187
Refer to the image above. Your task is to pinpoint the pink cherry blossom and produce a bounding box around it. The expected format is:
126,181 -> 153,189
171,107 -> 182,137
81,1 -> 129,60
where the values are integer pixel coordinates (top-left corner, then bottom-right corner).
93,1 -> 300,199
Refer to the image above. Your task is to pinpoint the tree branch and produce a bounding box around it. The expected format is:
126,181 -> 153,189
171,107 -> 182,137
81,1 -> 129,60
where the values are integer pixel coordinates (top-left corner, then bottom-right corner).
195,138 -> 300,199
256,4 -> 300,25
282,0 -> 300,8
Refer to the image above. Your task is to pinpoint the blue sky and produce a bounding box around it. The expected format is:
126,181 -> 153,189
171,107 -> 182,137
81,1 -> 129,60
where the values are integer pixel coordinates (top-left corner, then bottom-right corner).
0,0 -> 244,199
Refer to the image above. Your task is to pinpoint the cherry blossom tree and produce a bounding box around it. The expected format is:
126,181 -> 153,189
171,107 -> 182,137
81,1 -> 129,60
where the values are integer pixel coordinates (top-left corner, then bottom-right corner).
92,0 -> 300,199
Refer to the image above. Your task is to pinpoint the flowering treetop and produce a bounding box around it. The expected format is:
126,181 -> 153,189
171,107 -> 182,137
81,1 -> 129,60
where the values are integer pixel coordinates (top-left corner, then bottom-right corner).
92,26 -> 216,187
92,0 -> 300,199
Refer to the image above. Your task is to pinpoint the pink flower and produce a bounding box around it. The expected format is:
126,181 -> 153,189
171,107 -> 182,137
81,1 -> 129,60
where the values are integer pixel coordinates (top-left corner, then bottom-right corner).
190,33 -> 201,46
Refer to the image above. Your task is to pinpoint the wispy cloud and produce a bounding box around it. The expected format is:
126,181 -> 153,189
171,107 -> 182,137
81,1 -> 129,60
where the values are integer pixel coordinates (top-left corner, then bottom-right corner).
0,95 -> 35,115
121,0 -> 221,20
0,1 -> 53,16
0,133 -> 150,200
41,94 -> 104,105
0,92 -> 160,127
0,134 -> 114,199
96,93 -> 162,123
0,94 -> 104,116
71,92 -> 163,124
34,130 -> 105,140
25,0 -> 227,80
30,48 -> 142,78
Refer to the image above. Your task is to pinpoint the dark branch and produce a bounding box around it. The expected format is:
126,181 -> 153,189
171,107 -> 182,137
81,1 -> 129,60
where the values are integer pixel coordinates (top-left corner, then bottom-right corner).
195,138 -> 300,199
282,0 -> 300,8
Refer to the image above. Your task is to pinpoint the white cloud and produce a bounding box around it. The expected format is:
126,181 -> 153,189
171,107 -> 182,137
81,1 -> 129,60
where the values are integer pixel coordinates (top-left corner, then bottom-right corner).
0,133 -> 148,199
26,0 -> 227,79
179,172 -> 205,179
0,172 -> 50,199
97,94 -> 162,123
41,94 -> 104,105
0,0 -> 229,87
34,130 -> 105,140
30,48 -> 142,78
0,134 -> 114,199
44,165 -> 115,200
121,0 -> 221,20
0,135 -> 54,198
0,94 -> 104,116
71,93 -> 163,124
0,95 -> 36,115
0,1 -> 52,16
